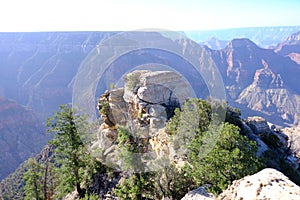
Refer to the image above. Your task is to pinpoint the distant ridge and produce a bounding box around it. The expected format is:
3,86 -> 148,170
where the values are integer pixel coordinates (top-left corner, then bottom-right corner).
185,26 -> 300,48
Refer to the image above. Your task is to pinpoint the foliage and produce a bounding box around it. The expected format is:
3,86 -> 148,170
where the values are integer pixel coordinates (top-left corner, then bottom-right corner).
114,126 -> 155,199
125,73 -> 140,91
166,98 -> 212,156
167,98 -> 212,135
186,123 -> 263,194
0,161 -> 27,200
259,132 -> 282,149
116,126 -> 146,172
115,173 -> 156,200
99,100 -> 109,116
46,104 -> 91,198
154,164 -> 194,199
114,126 -> 193,200
23,158 -> 44,200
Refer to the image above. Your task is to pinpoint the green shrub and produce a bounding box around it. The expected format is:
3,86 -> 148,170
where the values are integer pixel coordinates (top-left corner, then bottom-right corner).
186,123 -> 264,195
125,73 -> 140,91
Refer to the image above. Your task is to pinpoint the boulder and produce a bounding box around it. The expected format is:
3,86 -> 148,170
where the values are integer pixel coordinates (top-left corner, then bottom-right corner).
246,116 -> 270,134
124,70 -> 191,105
149,117 -> 167,131
137,85 -> 172,104
241,120 -> 270,156
102,128 -> 118,141
109,102 -> 127,126
109,88 -> 125,103
218,168 -> 300,200
147,104 -> 167,118
139,71 -> 191,104
181,186 -> 215,200
137,126 -> 150,138
139,71 -> 182,86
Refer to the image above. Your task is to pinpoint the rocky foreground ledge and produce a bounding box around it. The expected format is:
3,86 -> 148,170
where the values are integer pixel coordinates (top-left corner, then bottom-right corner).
182,168 -> 300,200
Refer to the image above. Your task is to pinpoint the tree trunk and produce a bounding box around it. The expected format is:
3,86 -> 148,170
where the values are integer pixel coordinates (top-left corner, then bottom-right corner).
43,158 -> 48,200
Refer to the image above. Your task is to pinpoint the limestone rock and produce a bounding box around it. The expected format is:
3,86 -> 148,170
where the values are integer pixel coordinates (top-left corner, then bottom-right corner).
147,104 -> 167,118
280,126 -> 300,170
101,128 -> 118,141
149,117 -> 167,131
64,191 -> 79,200
181,186 -> 215,200
124,70 -> 191,106
137,85 -> 172,104
240,121 -> 270,156
218,168 -> 300,200
140,71 -> 182,86
149,129 -> 170,158
139,71 -> 191,105
94,129 -> 115,150
246,116 -> 270,134
109,88 -> 127,125
96,70 -> 192,172
123,70 -> 150,103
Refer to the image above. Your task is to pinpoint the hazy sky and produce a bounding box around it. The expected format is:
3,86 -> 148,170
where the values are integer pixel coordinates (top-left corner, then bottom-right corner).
0,0 -> 299,32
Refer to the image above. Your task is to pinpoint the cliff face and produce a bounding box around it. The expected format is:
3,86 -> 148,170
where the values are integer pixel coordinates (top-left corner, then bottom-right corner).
1,31 -> 300,127
207,37 -> 300,126
0,98 -> 47,180
95,70 -> 300,199
0,32 -> 115,120
275,31 -> 300,65
94,70 -> 191,170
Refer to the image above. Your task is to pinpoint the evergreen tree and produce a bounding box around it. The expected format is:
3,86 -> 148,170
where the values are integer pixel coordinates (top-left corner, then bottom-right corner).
187,123 -> 263,194
46,104 -> 90,198
114,126 -> 155,199
167,98 -> 212,157
24,158 -> 43,200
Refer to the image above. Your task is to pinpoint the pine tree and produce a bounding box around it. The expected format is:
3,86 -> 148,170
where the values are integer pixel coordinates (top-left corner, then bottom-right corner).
187,123 -> 263,194
46,104 -> 90,198
24,158 -> 43,200
114,126 -> 157,199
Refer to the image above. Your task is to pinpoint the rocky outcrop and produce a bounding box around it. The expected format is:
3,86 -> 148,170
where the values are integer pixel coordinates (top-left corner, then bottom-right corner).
236,65 -> 300,125
245,116 -> 300,170
275,31 -> 300,67
93,70 -> 190,166
218,168 -> 300,200
275,31 -> 300,55
182,168 -> 300,200
246,116 -> 270,135
202,37 -> 229,50
282,125 -> 300,159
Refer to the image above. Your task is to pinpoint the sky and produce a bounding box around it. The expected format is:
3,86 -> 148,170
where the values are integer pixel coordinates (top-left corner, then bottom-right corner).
0,0 -> 299,32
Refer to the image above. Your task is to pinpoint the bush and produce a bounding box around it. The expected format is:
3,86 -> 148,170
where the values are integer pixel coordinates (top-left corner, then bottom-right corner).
186,123 -> 264,195
125,73 -> 140,91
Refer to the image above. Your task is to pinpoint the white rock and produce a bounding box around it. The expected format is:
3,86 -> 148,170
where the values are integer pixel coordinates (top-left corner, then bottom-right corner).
218,168 -> 300,200
181,186 -> 215,200
137,85 -> 172,104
